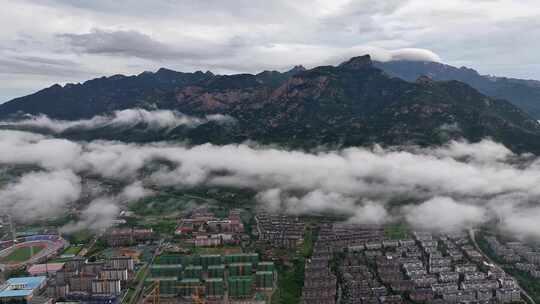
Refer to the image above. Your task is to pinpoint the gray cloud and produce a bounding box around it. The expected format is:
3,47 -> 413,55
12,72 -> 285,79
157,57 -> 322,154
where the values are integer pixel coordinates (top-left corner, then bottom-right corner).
0,56 -> 91,77
58,29 -> 243,61
59,29 -> 167,57
54,28 -> 442,74
2,0 -> 539,102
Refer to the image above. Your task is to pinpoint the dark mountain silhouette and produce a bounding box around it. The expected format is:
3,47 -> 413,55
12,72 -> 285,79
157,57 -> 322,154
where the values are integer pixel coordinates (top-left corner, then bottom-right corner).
2,55 -> 540,153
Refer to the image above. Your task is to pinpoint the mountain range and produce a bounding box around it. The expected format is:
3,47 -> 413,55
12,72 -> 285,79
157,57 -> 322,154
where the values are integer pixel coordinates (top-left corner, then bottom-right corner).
374,60 -> 540,119
2,55 -> 540,153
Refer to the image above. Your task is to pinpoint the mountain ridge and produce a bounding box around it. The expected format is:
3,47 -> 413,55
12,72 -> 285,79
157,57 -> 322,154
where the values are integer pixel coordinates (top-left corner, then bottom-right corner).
374,60 -> 540,119
2,55 -> 540,153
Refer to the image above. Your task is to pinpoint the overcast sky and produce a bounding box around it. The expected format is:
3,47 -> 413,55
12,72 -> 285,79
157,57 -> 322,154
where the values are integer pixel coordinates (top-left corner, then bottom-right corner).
1,0 -> 539,102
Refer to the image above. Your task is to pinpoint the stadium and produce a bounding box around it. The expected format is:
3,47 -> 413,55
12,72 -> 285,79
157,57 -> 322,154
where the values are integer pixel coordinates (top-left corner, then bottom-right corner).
0,235 -> 68,269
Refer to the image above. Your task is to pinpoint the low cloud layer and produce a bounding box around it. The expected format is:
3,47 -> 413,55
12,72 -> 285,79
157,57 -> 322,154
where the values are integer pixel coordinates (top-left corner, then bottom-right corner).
403,197 -> 488,233
2,129 -> 540,238
0,109 -> 235,133
61,197 -> 120,233
119,181 -> 154,203
0,170 -> 81,221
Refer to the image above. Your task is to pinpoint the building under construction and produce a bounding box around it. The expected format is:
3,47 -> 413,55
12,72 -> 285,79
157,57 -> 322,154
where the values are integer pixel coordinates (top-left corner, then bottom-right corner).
145,253 -> 275,303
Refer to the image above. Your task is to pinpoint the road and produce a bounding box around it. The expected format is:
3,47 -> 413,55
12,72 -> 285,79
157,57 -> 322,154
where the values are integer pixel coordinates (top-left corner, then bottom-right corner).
129,264 -> 150,304
469,229 -> 536,304
131,241 -> 162,304
77,238 -> 96,257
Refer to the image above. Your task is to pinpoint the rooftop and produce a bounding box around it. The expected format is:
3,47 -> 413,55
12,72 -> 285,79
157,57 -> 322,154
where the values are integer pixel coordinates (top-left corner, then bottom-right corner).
0,289 -> 33,298
0,276 -> 46,298
4,276 -> 46,290
28,263 -> 65,274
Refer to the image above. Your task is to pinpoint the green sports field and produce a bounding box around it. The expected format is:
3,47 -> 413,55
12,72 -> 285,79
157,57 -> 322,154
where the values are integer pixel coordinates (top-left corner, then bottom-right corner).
2,246 -> 44,263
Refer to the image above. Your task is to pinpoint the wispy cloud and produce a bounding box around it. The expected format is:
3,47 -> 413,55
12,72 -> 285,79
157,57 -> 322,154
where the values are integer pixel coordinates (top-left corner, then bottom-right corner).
0,108 -> 236,133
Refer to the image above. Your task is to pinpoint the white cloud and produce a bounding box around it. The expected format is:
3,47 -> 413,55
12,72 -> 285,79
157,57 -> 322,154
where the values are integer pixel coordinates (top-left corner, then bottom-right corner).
500,207 -> 540,240
348,201 -> 390,225
255,188 -> 283,212
324,47 -> 441,66
430,139 -> 514,163
61,197 -> 119,233
119,181 -> 153,202
0,130 -> 81,169
256,189 -> 389,225
0,170 -> 81,221
2,129 -> 540,237
404,197 -> 487,232
0,109 -> 236,133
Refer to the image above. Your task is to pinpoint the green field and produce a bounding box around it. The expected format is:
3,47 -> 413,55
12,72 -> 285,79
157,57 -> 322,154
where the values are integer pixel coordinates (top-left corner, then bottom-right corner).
62,245 -> 82,255
2,246 -> 43,263
272,229 -> 313,304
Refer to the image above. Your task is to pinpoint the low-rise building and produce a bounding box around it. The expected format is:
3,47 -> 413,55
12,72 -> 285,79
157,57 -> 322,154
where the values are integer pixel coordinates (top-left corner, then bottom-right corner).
460,280 -> 499,290
0,277 -> 47,303
516,263 -> 536,272
413,275 -> 438,287
382,240 -> 398,248
496,288 -> 521,303
499,277 -> 518,289
398,239 -> 415,247
463,272 -> 486,281
455,264 -> 477,273
389,280 -> 414,293
27,263 -> 65,276
442,290 -> 475,304
439,272 -> 459,283
431,283 -> 459,294
365,242 -> 382,250
476,289 -> 493,301
409,288 -> 434,303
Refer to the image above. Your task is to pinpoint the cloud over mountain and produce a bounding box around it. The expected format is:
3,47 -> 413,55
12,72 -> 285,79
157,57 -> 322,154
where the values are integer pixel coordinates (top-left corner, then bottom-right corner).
3,1 -> 540,102
0,109 -> 235,133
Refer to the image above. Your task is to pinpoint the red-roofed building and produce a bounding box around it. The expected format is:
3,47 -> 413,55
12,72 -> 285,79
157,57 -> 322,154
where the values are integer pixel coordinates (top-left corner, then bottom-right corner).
27,263 -> 65,276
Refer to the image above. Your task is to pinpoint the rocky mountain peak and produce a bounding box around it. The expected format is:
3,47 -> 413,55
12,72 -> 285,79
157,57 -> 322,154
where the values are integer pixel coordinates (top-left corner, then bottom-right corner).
338,55 -> 373,70
287,65 -> 307,74
416,75 -> 435,85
